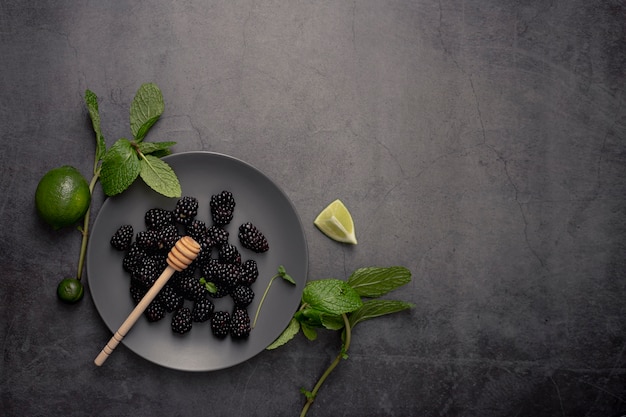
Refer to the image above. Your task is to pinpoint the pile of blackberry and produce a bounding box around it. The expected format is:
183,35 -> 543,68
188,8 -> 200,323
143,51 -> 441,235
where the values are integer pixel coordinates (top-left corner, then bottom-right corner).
110,190 -> 268,340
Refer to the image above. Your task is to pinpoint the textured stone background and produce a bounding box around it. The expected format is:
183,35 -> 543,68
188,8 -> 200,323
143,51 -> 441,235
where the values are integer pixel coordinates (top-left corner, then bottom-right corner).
1,1 -> 625,416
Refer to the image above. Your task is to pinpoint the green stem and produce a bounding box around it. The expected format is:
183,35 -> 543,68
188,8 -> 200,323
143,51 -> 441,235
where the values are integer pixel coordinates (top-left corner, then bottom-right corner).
252,273 -> 278,328
300,313 -> 352,417
76,166 -> 100,281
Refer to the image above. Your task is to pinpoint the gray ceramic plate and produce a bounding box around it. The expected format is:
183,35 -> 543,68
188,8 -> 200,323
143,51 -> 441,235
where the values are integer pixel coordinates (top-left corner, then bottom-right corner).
87,151 -> 308,371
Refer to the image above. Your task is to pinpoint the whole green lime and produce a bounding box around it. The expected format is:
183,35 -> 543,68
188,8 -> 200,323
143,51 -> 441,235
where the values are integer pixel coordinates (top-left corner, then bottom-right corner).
57,278 -> 84,303
35,165 -> 91,229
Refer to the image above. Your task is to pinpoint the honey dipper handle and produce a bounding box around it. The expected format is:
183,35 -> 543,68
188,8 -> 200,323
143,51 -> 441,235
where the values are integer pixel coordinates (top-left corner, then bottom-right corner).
94,236 -> 200,367
94,264 -> 176,366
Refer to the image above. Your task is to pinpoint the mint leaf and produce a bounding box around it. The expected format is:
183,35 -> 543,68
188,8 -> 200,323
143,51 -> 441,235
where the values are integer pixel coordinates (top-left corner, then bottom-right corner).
266,317 -> 300,350
130,83 -> 164,142
302,279 -> 363,315
301,322 -> 318,341
100,139 -> 140,196
295,307 -> 345,331
199,278 -> 217,294
347,266 -> 412,298
138,141 -> 176,156
320,313 -> 345,330
348,299 -> 414,328
278,265 -> 296,285
139,154 -> 182,198
84,89 -> 106,161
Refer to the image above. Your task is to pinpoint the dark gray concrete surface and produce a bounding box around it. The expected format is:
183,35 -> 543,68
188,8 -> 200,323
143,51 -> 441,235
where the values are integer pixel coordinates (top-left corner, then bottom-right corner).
1,1 -> 625,416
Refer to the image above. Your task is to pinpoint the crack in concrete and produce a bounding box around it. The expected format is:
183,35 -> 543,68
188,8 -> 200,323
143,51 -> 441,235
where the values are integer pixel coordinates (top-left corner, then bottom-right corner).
468,70 -> 547,269
436,1 -> 547,270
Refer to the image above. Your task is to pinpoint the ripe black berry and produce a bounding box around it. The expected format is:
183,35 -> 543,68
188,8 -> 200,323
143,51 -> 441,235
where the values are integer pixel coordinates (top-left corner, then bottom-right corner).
210,190 -> 235,226
111,225 -> 133,251
131,256 -> 159,289
192,298 -> 215,322
238,222 -> 269,253
240,259 -> 259,286
157,224 -> 180,252
123,243 -> 146,273
231,285 -> 255,308
135,229 -> 160,253
218,243 -> 241,265
230,307 -> 251,338
157,284 -> 184,313
207,226 -> 229,247
173,196 -> 199,226
144,208 -> 174,231
210,311 -> 230,338
177,274 -> 209,302
144,299 -> 166,322
171,307 -> 193,334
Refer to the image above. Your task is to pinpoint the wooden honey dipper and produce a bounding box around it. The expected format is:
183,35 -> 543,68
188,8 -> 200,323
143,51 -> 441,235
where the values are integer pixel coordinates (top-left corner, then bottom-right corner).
94,235 -> 201,366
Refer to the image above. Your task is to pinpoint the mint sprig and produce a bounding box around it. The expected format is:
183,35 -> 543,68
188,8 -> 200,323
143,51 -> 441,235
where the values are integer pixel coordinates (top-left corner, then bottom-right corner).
89,83 -> 181,198
74,83 -> 180,284
266,266 -> 414,417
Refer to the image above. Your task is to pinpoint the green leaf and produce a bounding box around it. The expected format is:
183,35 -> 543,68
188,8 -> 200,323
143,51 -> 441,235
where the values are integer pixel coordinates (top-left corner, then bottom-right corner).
320,313 -> 345,330
130,83 -> 164,142
295,307 -> 345,330
84,89 -> 106,161
138,141 -> 176,156
302,279 -> 363,315
348,299 -> 414,329
199,278 -> 217,294
266,317 -> 300,350
301,322 -> 318,341
300,388 -> 315,400
347,267 -> 412,298
278,265 -> 296,285
283,273 -> 296,285
139,154 -> 182,198
100,139 -> 140,196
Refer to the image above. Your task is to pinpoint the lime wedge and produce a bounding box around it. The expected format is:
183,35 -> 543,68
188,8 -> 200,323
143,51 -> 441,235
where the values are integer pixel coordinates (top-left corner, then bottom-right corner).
314,199 -> 357,244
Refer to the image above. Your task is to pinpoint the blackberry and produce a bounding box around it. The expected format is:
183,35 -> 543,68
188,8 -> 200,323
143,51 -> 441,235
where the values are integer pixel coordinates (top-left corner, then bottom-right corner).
157,284 -> 184,313
145,208 -> 174,231
178,274 -> 209,302
231,285 -> 255,308
110,225 -> 133,251
195,237 -> 214,267
230,307 -> 251,338
136,229 -> 160,253
210,311 -> 230,338
152,252 -> 169,272
210,190 -> 235,226
186,219 -> 208,242
192,298 -> 215,322
130,283 -> 147,304
123,243 -> 146,273
157,224 -> 180,252
171,307 -> 193,334
131,256 -> 159,289
201,258 -> 221,280
173,196 -> 198,226
218,243 -> 241,265
238,222 -> 269,253
169,267 -> 196,291
217,263 -> 241,289
207,226 -> 229,247
144,300 -> 166,322
240,259 -> 259,286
